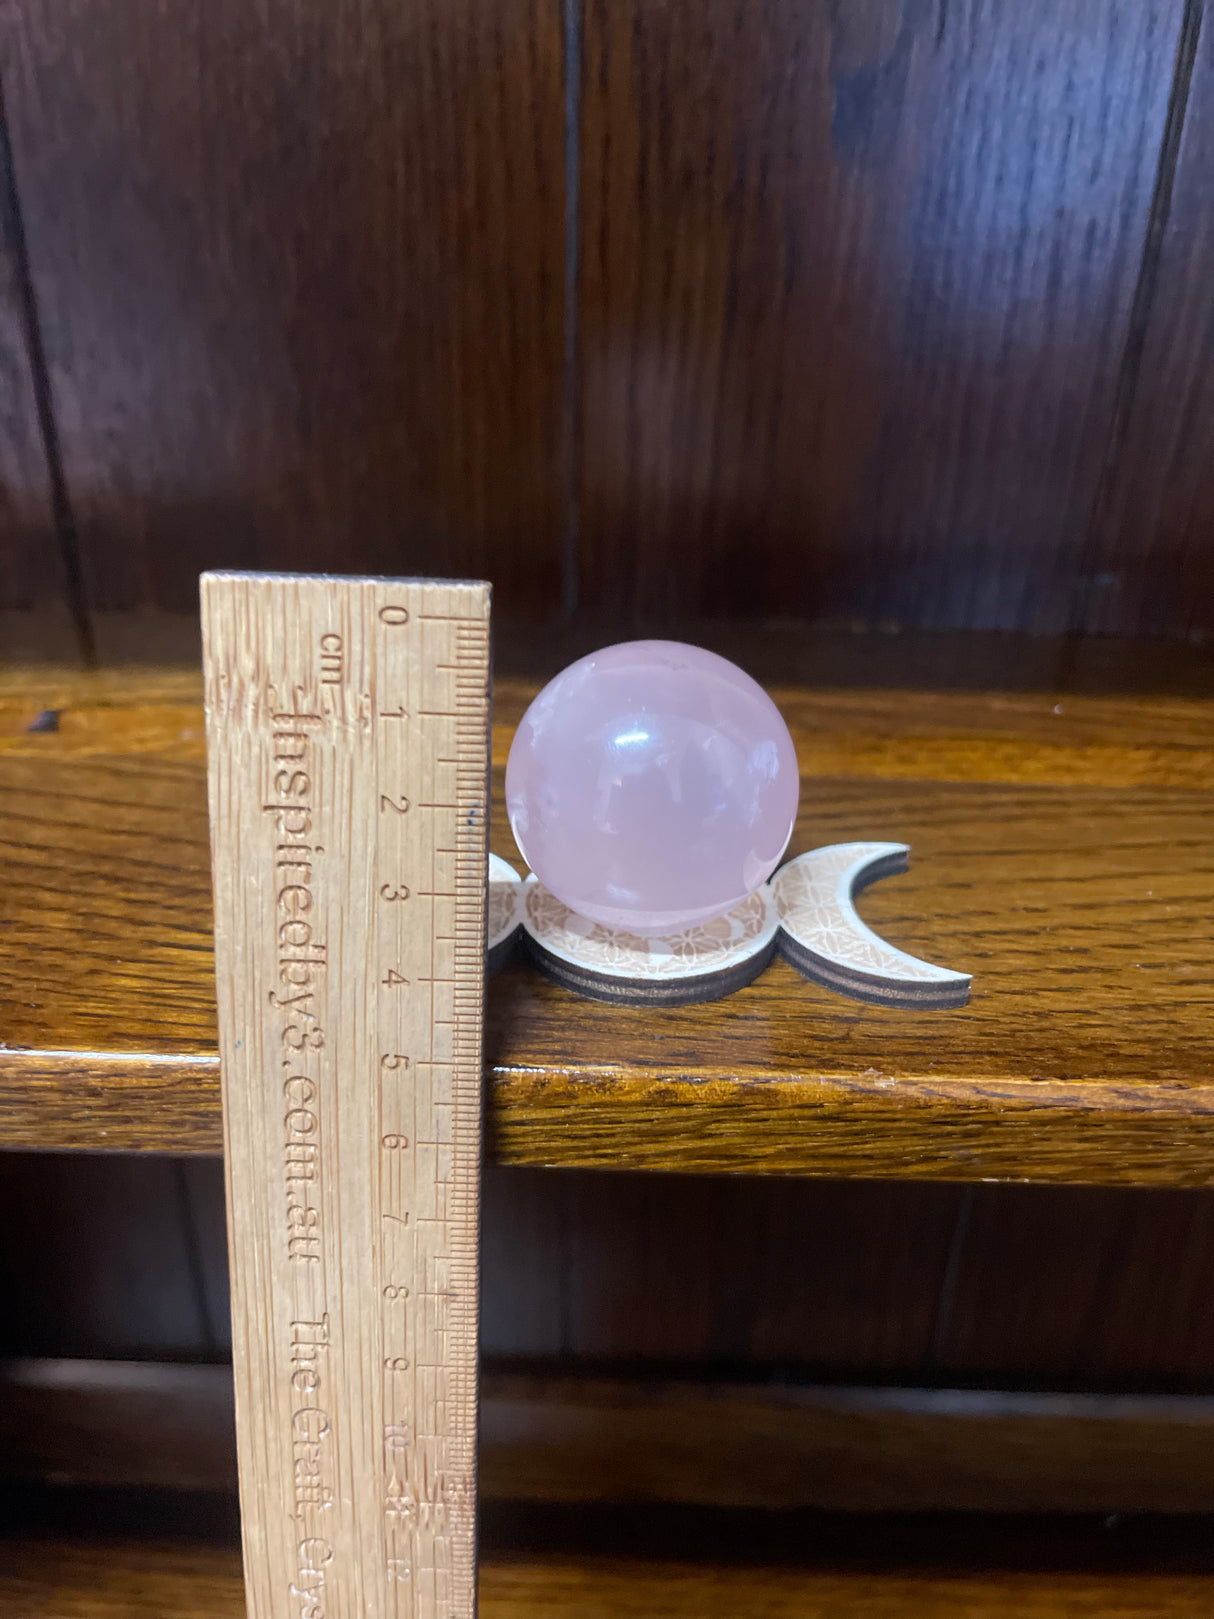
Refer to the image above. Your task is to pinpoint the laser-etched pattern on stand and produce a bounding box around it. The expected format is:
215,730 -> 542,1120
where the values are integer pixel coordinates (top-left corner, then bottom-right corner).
485,844 -> 971,1009
487,853 -> 523,972
519,877 -> 778,1005
773,843 -> 971,1008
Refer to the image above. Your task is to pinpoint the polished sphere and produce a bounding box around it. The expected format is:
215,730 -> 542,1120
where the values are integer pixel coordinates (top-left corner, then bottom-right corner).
505,641 -> 799,932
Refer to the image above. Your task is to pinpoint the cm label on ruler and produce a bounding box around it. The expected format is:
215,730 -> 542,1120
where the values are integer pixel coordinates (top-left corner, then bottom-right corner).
203,573 -> 491,1619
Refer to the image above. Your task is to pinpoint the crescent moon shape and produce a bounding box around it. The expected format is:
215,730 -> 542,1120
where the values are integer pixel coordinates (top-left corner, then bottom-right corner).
771,843 -> 971,1009
487,852 -> 524,973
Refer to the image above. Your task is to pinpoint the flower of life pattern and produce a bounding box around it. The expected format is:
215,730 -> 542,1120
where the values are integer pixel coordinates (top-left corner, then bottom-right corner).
487,853 -> 522,949
523,881 -> 776,979
771,843 -> 960,983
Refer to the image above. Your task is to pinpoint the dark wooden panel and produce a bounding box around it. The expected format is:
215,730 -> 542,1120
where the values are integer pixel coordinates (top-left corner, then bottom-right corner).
936,1183 -> 1214,1390
726,1179 -> 961,1372
560,1173 -> 962,1372
561,1174 -> 724,1360
172,1148 -> 1214,1389
3,0 -> 565,619
176,1158 -> 230,1356
578,0 -> 1182,632
933,1185 -> 1133,1387
482,1165 -> 569,1358
0,97 -> 75,651
10,1160 -> 1214,1390
496,1172 -> 1214,1387
1082,1186 -> 1214,1385
0,1156 -> 208,1359
52,1152 -> 957,1377
1084,7 -> 1214,639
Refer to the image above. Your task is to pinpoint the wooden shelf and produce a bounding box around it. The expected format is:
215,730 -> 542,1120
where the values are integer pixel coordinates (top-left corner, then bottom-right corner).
3,666 -> 1214,1183
4,1520 -> 1214,1616
8,1357 -> 1214,1515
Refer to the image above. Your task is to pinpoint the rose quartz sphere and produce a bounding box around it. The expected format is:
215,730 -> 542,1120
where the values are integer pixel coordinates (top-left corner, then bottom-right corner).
505,641 -> 799,932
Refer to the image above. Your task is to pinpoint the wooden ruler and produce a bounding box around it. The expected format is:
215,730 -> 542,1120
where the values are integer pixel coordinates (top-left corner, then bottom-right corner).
202,572 -> 491,1619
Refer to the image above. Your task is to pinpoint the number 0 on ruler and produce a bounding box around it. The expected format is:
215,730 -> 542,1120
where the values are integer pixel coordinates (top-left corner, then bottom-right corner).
202,573 -> 491,1619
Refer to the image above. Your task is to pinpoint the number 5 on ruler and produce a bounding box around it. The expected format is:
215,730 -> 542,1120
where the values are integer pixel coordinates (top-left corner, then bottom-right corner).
203,572 -> 491,1618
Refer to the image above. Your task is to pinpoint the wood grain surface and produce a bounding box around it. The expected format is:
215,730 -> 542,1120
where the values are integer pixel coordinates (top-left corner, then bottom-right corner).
0,97 -> 73,649
1,0 -> 565,619
0,1360 -> 238,1492
479,1170 -> 955,1371
0,1540 -> 248,1619
3,667 -> 1214,1182
481,1376 -> 1214,1514
933,1181 -> 1214,1387
4,0 -> 1214,647
202,575 -> 490,1619
1084,4 -> 1214,641
527,1171 -> 963,1369
577,0 -> 1183,632
0,1157 -> 212,1359
15,1158 -> 1214,1391
4,1529 -> 1214,1617
11,1358 -> 1214,1515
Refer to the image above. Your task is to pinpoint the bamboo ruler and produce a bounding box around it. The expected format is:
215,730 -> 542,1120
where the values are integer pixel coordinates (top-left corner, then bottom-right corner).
202,572 -> 491,1619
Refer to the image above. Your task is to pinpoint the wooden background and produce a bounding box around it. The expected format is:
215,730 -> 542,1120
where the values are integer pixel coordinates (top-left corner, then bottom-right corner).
6,1158 -> 1214,1393
3,0 -> 1214,1432
2,0 -> 1214,649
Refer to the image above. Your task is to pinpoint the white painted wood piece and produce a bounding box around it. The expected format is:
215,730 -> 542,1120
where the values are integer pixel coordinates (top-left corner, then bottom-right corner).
486,852 -> 523,973
518,873 -> 779,1005
772,842 -> 971,1008
494,843 -> 970,1008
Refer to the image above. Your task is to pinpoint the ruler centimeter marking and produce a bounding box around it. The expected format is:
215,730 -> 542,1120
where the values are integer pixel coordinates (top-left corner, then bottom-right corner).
202,573 -> 491,1619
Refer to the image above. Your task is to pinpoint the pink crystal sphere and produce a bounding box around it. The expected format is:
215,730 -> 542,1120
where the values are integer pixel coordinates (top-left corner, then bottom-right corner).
505,641 -> 799,932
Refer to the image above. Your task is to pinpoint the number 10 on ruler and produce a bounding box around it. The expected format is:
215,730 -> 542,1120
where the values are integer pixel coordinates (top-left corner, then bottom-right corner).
203,572 -> 491,1618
